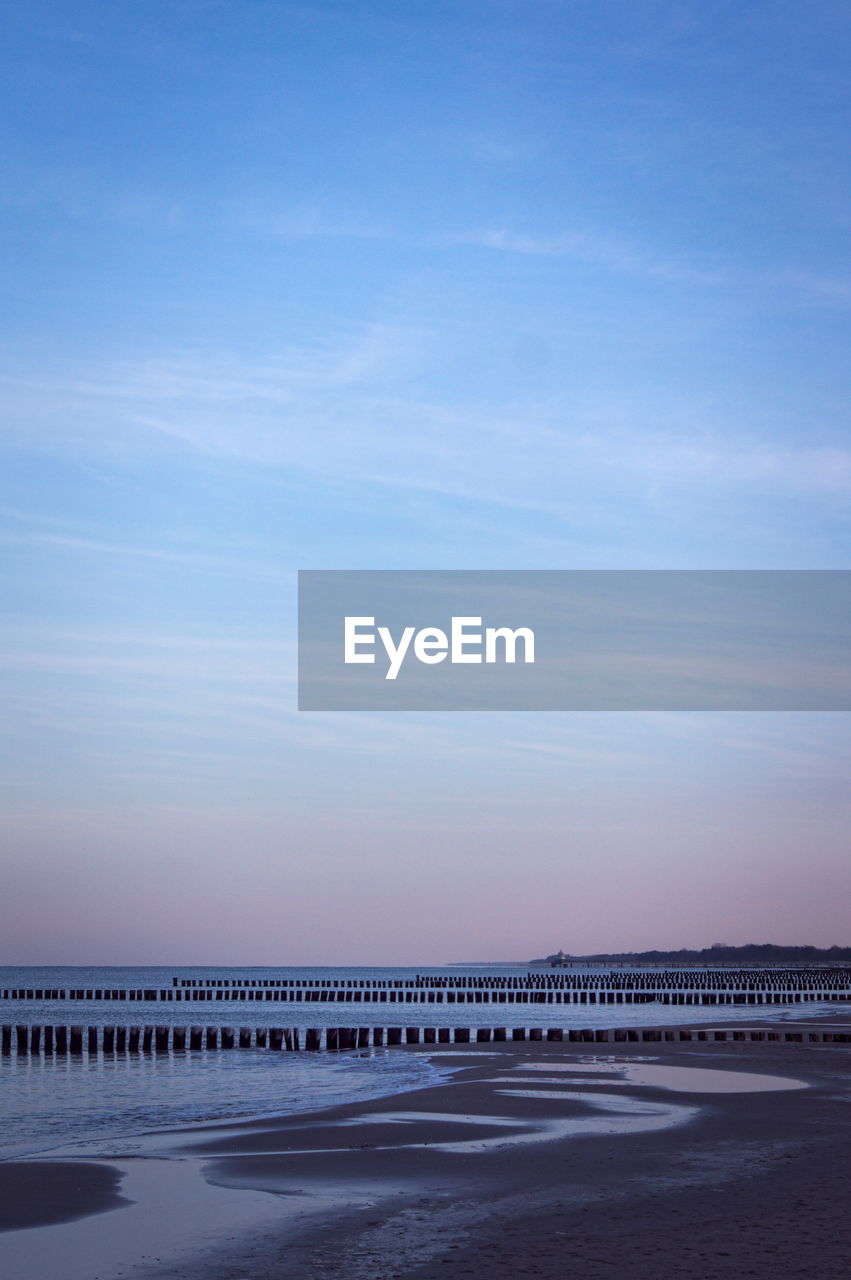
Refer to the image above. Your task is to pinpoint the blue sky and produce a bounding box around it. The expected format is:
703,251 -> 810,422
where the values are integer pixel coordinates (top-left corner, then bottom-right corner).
2,1 -> 850,962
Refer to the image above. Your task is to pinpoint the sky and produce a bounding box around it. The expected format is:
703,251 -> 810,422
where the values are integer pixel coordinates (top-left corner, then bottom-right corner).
1,0 -> 850,964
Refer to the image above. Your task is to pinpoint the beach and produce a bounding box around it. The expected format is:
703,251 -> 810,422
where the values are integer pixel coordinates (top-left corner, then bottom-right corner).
2,1028 -> 849,1280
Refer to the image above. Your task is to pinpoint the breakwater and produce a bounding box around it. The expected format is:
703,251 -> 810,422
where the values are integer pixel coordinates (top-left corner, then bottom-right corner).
2,1022 -> 849,1056
4,966 -> 849,1007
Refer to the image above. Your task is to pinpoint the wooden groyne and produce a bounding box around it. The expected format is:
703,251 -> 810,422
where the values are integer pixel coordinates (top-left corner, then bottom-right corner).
2,1023 -> 849,1056
4,966 -> 850,1007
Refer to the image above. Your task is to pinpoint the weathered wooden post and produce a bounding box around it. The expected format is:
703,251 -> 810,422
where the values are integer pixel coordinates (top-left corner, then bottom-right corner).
16,1026 -> 29,1055
255,1027 -> 267,1048
529,1027 -> 543,1041
305,1028 -> 321,1051
172,1026 -> 186,1051
476,1028 -> 491,1042
358,1027 -> 370,1048
88,1026 -> 99,1055
221,1027 -> 235,1049
70,1026 -> 83,1055
1,1025 -> 11,1055
269,1028 -> 284,1051
189,1026 -> 202,1050
406,1027 -> 420,1045
387,1027 -> 402,1045
155,1027 -> 170,1052
423,1027 -> 436,1044
326,1027 -> 339,1051
30,1026 -> 42,1054
56,1025 -> 69,1054
493,1027 -> 507,1041
438,1027 -> 451,1043
205,1027 -> 218,1050
454,1027 -> 470,1043
142,1026 -> 154,1052
103,1026 -> 115,1054
239,1028 -> 252,1049
512,1028 -> 526,1041
372,1026 -> 384,1047
44,1025 -> 55,1054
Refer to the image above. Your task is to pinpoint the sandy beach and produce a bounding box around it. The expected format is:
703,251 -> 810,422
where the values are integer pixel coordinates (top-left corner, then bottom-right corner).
2,1028 -> 849,1280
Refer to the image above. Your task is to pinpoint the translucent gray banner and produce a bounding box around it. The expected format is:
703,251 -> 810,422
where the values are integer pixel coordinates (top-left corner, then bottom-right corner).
298,571 -> 851,710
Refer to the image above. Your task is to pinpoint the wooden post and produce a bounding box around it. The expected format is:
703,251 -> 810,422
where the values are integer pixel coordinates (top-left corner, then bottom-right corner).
189,1026 -> 202,1050
70,1026 -> 83,1055
172,1026 -> 186,1051
56,1025 -> 69,1054
88,1026 -> 99,1055
255,1028 -> 267,1048
142,1026 -> 154,1052
205,1027 -> 218,1050
326,1027 -> 339,1051
372,1026 -> 384,1047
454,1027 -> 470,1043
529,1027 -> 542,1041
155,1026 -> 170,1052
512,1028 -> 526,1041
406,1027 -> 420,1045
358,1027 -> 370,1048
269,1028 -> 284,1050
239,1028 -> 252,1048
438,1027 -> 451,1043
1,1025 -> 11,1055
476,1028 -> 491,1042
103,1026 -> 115,1053
30,1026 -> 42,1054
423,1027 -> 436,1043
16,1026 -> 29,1055
305,1028 -> 321,1051
493,1027 -> 507,1041
221,1027 -> 235,1049
44,1025 -> 55,1054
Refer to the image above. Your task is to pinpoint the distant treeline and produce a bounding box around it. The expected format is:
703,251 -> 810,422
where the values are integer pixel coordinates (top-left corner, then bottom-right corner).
532,943 -> 851,965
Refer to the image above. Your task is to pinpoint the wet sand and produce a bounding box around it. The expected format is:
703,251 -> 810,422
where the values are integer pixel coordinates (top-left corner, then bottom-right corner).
2,1031 -> 850,1279
0,1162 -> 127,1231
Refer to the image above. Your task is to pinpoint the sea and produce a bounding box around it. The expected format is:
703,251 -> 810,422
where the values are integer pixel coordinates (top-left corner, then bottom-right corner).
0,964 -> 836,1161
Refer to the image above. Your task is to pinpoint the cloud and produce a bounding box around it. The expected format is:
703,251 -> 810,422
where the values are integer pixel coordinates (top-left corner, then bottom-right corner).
446,226 -> 728,286
4,335 -> 851,527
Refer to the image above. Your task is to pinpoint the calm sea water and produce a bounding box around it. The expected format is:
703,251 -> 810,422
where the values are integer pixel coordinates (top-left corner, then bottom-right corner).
0,964 -> 835,1160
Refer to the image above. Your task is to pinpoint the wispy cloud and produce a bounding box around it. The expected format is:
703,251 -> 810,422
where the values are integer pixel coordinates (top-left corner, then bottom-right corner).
446,226 -> 728,286
4,338 -> 851,524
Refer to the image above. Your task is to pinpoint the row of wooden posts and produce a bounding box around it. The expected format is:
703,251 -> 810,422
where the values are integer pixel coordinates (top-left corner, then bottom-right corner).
4,987 -> 845,1005
2,1023 -> 849,1056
